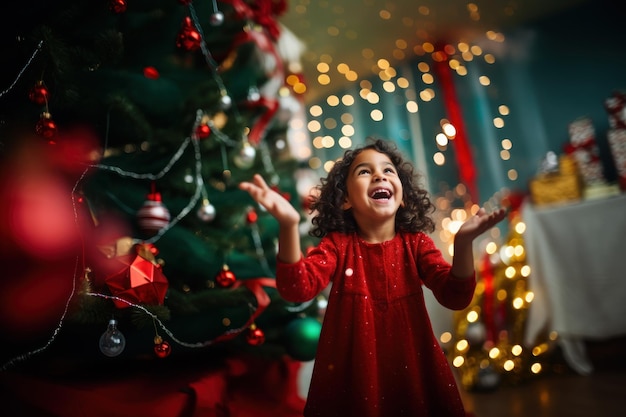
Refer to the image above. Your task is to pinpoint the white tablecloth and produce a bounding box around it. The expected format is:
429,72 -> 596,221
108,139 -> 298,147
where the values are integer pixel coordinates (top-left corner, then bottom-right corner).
522,193 -> 626,374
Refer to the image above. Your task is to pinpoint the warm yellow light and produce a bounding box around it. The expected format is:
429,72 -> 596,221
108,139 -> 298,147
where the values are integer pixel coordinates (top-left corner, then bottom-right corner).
503,360 -> 515,371
453,356 -> 465,368
531,363 -> 542,374
489,347 -> 500,359
318,74 -> 330,85
440,332 -> 452,344
341,125 -> 355,136
341,95 -> 354,106
436,133 -> 448,147
307,120 -> 321,133
338,136 -> 352,148
383,81 -> 395,92
466,310 -> 479,322
511,345 -> 523,356
456,340 -> 469,351
309,105 -> 323,117
442,123 -> 457,138
317,62 -> 330,73
505,266 -> 516,278
366,92 -> 380,104
377,58 -> 390,69
406,101 -> 418,113
397,77 -> 410,88
327,95 -> 340,106
337,63 -> 349,74
321,136 -> 335,148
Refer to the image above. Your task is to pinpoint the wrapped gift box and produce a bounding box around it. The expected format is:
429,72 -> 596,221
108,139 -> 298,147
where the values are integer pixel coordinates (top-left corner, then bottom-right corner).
565,117 -> 606,186
607,128 -> 626,190
529,155 -> 583,206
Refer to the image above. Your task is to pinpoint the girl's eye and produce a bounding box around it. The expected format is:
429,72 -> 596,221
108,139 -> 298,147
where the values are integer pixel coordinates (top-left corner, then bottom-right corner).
384,167 -> 396,174
358,169 -> 370,175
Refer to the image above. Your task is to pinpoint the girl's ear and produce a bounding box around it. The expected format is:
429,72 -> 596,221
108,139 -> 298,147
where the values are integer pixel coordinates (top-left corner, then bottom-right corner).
341,197 -> 352,210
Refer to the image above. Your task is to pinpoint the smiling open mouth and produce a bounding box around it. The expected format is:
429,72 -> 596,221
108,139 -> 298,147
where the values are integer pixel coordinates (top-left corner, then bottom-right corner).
370,188 -> 392,199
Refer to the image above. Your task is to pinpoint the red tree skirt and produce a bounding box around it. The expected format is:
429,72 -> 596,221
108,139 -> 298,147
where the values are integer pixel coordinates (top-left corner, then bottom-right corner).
0,354 -> 306,417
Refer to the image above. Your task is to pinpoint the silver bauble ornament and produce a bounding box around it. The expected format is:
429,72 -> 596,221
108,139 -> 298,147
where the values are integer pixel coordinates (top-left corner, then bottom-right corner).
210,12 -> 225,26
197,200 -> 216,222
233,141 -> 256,169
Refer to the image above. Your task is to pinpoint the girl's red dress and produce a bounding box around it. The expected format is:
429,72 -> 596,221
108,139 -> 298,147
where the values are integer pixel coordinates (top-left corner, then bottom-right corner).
276,231 -> 474,417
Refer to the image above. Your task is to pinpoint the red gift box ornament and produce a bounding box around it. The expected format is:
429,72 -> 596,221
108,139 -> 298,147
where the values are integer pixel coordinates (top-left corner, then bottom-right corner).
104,244 -> 169,308
137,184 -> 171,237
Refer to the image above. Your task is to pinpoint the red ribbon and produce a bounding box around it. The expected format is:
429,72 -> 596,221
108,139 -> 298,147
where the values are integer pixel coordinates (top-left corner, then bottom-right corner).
230,27 -> 283,145
242,97 -> 280,146
220,0 -> 285,40
433,50 -> 477,201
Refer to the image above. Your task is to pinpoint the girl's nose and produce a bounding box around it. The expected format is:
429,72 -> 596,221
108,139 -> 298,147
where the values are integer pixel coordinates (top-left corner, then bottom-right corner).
373,171 -> 387,181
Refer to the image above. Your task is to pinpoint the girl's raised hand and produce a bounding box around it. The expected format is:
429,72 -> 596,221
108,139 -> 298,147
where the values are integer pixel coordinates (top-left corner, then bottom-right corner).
239,174 -> 301,227
456,207 -> 507,244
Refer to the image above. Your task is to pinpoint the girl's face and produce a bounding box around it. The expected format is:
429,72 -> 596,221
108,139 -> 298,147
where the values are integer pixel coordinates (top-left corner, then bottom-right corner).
342,149 -> 404,228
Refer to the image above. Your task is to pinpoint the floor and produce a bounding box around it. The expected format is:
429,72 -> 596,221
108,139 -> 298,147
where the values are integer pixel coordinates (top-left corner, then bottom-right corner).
460,337 -> 626,417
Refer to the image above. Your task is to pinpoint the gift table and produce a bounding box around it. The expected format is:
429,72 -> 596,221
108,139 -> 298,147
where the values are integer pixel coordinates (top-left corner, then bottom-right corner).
522,193 -> 626,374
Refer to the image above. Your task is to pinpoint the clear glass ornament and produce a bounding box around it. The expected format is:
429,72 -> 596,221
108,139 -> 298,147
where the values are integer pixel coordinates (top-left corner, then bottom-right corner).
99,319 -> 126,357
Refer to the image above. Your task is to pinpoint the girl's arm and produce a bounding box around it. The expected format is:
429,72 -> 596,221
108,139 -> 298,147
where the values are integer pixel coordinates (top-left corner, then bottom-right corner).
239,174 -> 302,263
451,207 -> 507,278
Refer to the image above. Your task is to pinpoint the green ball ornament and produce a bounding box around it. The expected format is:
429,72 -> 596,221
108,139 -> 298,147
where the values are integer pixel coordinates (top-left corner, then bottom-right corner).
283,317 -> 321,362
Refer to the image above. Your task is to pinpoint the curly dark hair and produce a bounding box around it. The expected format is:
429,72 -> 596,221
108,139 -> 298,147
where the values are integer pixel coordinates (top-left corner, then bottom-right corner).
309,138 -> 435,238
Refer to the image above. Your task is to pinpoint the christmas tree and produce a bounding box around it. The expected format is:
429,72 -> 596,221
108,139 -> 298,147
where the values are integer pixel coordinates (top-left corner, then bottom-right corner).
0,1 -> 320,414
446,194 -> 556,391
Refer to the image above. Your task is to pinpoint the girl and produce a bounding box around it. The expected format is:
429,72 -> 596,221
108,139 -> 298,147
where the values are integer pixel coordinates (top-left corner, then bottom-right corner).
239,138 -> 506,417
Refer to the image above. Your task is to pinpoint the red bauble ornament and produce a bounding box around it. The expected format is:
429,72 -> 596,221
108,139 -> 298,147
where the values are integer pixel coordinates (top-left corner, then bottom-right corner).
177,0 -> 193,5
35,113 -> 58,140
28,81 -> 49,105
137,189 -> 170,236
195,123 -> 211,139
215,264 -> 236,288
154,336 -> 172,358
270,185 -> 291,201
109,0 -> 127,14
246,324 -> 265,346
176,16 -> 202,51
246,208 -> 258,224
103,244 -> 169,308
143,66 -> 160,79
